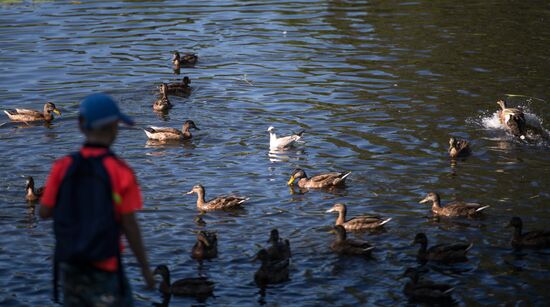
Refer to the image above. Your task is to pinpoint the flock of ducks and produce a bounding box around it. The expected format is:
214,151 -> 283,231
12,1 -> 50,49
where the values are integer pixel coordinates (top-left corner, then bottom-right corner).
7,51 -> 550,304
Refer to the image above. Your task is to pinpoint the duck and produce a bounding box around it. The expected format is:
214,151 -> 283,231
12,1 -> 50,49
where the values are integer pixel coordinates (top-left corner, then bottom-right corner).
153,265 -> 214,297
401,268 -> 454,302
144,120 -> 200,141
287,168 -> 351,189
186,184 -> 249,211
267,126 -> 304,150
266,229 -> 291,261
172,51 -> 198,69
448,137 -> 470,159
419,192 -> 489,218
497,99 -> 526,139
191,230 -> 218,261
508,217 -> 550,249
326,203 -> 391,231
413,233 -> 472,264
330,225 -> 374,257
25,176 -> 44,202
254,249 -> 290,286
153,84 -> 172,112
166,76 -> 192,96
4,102 -> 61,123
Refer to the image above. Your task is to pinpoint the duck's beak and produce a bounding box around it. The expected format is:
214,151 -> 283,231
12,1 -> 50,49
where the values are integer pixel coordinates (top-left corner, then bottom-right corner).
419,197 -> 429,204
287,176 -> 295,185
325,207 -> 336,213
186,190 -> 194,195
194,126 -> 200,131
53,109 -> 61,115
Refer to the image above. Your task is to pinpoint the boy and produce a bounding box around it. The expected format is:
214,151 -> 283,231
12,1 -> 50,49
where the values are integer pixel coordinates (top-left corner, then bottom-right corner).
39,93 -> 154,306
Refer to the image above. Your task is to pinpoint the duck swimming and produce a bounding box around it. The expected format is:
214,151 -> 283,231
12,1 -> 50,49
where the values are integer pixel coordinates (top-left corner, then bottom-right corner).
287,168 -> 351,189
448,137 -> 470,159
401,268 -> 454,303
266,229 -> 291,262
413,233 -> 472,264
4,102 -> 61,123
419,192 -> 489,218
508,217 -> 550,249
497,99 -> 526,139
172,51 -> 198,69
191,230 -> 218,261
330,225 -> 374,257
267,126 -> 304,150
25,176 -> 44,202
253,249 -> 290,286
186,184 -> 249,211
153,84 -> 172,112
326,203 -> 391,231
153,265 -> 214,297
165,76 -> 192,96
144,120 -> 200,141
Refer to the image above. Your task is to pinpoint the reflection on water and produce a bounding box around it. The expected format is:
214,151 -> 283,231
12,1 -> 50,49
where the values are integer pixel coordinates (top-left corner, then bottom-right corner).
1,0 -> 550,306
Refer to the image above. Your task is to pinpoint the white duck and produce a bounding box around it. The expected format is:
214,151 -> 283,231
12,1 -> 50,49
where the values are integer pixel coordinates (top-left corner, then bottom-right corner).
267,126 -> 304,150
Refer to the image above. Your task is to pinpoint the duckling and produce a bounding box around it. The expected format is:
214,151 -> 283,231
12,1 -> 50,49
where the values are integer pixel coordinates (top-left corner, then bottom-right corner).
267,126 -> 304,150
153,84 -> 172,112
191,230 -> 218,261
172,51 -> 198,69
186,184 -> 249,211
448,137 -> 470,159
419,192 -> 489,218
266,229 -> 291,261
413,233 -> 472,264
402,268 -> 454,302
497,100 -> 526,139
153,265 -> 214,297
254,249 -> 290,286
144,120 -> 200,142
4,102 -> 61,122
326,203 -> 391,231
25,176 -> 44,202
165,76 -> 192,96
287,168 -> 351,189
508,217 -> 550,249
330,225 -> 374,256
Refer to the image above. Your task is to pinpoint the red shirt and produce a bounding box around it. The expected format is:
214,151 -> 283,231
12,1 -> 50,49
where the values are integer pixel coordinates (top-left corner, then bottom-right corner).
41,145 -> 143,272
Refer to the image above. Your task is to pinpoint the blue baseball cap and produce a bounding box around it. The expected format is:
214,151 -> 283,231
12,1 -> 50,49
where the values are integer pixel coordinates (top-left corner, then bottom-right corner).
79,93 -> 134,130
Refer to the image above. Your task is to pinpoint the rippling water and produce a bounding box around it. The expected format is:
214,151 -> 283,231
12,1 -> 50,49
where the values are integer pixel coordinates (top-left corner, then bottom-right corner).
1,0 -> 550,306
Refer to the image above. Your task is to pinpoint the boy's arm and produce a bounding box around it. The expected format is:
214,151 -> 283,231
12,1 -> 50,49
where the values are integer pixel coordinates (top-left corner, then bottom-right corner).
120,212 -> 155,289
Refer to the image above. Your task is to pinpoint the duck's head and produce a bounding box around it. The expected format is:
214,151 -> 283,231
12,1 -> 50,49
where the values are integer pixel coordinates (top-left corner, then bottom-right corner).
183,120 -> 200,131
331,225 -> 347,240
449,137 -> 458,148
419,192 -> 439,204
45,102 -> 61,115
326,203 -> 346,214
153,264 -> 170,280
159,83 -> 168,95
25,176 -> 35,190
172,51 -> 180,61
287,168 -> 306,185
253,249 -> 269,263
505,114 -> 526,140
183,76 -> 191,85
267,229 -> 280,243
507,216 -> 523,229
186,184 -> 205,195
413,233 -> 427,245
197,230 -> 215,247
267,126 -> 275,133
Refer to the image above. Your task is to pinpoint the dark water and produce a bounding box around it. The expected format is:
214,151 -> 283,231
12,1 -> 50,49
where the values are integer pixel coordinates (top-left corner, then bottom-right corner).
1,0 -> 550,305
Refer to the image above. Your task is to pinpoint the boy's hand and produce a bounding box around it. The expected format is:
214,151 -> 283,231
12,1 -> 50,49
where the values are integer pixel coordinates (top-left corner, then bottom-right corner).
143,267 -> 156,290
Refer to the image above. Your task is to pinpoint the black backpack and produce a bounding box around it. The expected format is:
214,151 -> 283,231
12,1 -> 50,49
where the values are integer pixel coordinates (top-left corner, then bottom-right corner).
52,151 -> 123,301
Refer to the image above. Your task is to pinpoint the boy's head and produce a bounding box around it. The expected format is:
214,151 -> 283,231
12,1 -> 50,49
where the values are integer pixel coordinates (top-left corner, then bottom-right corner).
79,93 -> 134,146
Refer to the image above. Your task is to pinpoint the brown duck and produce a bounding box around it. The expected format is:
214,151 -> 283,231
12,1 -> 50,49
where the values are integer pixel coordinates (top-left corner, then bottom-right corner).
419,192 -> 489,218
254,249 -> 290,286
266,229 -> 291,262
186,184 -> 249,211
402,268 -> 454,302
330,225 -> 374,257
4,102 -> 61,122
508,217 -> 550,249
287,168 -> 351,189
497,100 -> 526,139
153,84 -> 172,112
144,120 -> 200,142
153,265 -> 214,297
166,76 -> 192,96
448,137 -> 470,159
191,230 -> 218,261
25,176 -> 44,202
326,203 -> 391,231
172,51 -> 198,69
413,233 -> 472,264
